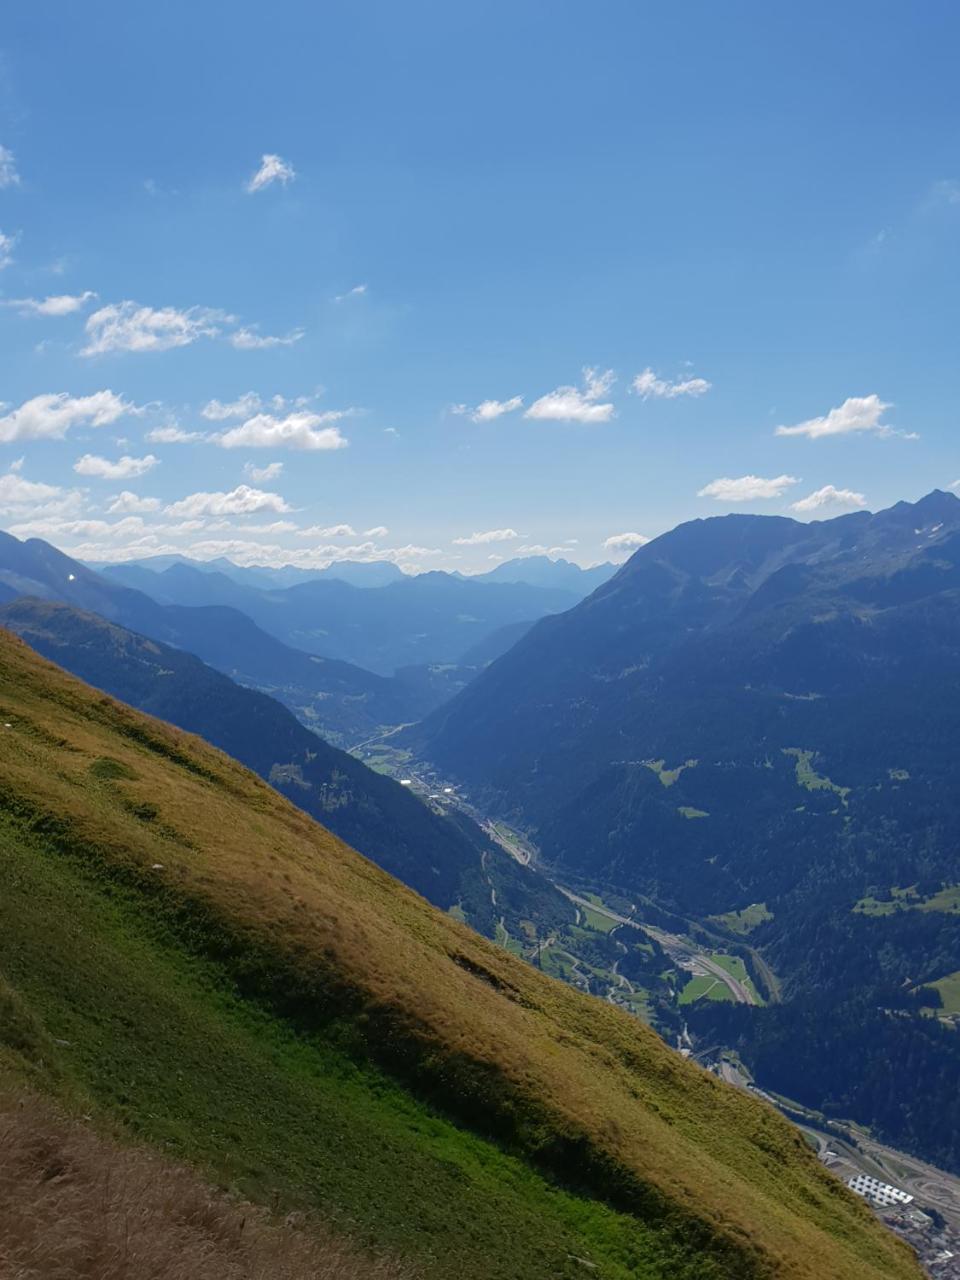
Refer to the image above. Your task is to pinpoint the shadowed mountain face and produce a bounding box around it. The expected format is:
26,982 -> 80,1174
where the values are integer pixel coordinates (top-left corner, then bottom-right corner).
407,493 -> 960,1172
98,560 -> 582,674
0,531 -> 444,744
0,597 -> 570,942
411,491 -> 960,911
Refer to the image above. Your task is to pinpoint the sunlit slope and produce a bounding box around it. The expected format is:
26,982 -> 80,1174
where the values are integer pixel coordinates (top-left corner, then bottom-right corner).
0,632 -> 920,1280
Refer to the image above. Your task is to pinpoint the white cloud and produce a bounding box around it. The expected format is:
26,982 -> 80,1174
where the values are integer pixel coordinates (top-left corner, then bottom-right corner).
246,153 -> 296,193
229,327 -> 304,350
244,460 -> 283,483
165,484 -> 290,518
0,145 -> 20,189
525,367 -> 615,424
146,425 -> 204,444
297,523 -> 357,538
9,457 -> 24,473
216,410 -> 349,451
202,392 -> 263,420
697,474 -> 801,502
603,531 -> 650,553
8,291 -> 97,317
74,453 -> 159,480
334,284 -> 368,302
108,491 -> 162,514
775,395 -> 907,440
0,390 -> 135,443
82,301 -> 226,356
0,471 -> 62,511
790,485 -> 868,513
631,368 -> 712,400
452,528 -> 521,546
0,230 -> 17,270
364,525 -> 389,537
452,395 -> 523,423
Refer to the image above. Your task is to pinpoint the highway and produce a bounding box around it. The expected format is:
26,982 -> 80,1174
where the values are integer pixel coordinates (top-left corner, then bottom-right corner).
557,889 -> 759,1006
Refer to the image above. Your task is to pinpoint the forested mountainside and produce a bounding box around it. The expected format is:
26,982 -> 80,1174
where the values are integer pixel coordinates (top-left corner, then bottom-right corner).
409,491 -> 960,1169
0,598 -> 570,942
0,629 -> 922,1280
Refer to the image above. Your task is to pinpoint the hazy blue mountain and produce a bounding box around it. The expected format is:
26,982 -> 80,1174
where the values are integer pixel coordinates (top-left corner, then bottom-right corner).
100,561 -> 581,674
0,597 -> 572,940
473,555 -> 616,596
0,531 -> 438,744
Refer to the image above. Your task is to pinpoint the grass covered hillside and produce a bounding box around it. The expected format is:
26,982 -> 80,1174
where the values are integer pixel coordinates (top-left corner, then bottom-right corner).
0,631 -> 921,1280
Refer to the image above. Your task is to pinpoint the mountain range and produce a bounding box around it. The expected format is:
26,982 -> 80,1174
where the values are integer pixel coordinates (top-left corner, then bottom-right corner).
0,627 -> 922,1280
0,530 -> 430,744
97,559 -> 590,674
409,491 -> 960,1170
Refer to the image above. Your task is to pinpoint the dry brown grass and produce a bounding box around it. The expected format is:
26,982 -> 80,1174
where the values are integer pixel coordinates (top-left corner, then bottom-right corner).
0,1089 -> 408,1280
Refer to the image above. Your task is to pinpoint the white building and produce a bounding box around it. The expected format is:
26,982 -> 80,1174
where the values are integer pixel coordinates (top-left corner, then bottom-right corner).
847,1173 -> 914,1207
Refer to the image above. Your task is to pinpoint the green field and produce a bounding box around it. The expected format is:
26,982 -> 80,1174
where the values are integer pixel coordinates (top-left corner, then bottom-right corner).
854,884 -> 960,917
643,758 -> 698,788
782,748 -> 850,802
710,903 -> 773,935
709,954 -> 764,1004
930,970 -> 960,1015
679,975 -> 734,1006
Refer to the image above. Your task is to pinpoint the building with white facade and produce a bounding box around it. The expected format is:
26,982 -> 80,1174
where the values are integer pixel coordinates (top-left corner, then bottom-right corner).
847,1173 -> 914,1207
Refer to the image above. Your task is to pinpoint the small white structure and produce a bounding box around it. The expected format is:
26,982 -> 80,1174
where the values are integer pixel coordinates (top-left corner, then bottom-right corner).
847,1173 -> 914,1207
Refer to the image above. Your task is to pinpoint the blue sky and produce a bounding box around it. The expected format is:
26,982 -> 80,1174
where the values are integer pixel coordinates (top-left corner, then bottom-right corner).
0,1 -> 958,571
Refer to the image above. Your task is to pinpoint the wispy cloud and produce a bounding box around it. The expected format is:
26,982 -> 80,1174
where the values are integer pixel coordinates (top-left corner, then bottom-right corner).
228,327 -> 304,350
6,291 -> 98,317
202,392 -> 263,420
364,525 -> 389,537
82,301 -> 227,356
452,528 -> 522,546
775,394 -> 912,440
525,368 -> 615,424
452,395 -> 523,423
244,460 -> 283,483
334,284 -> 368,302
0,390 -> 135,443
297,523 -> 357,538
74,453 -> 159,480
216,410 -> 349,451
166,484 -> 290,518
246,153 -> 296,193
697,474 -> 800,502
0,230 -> 17,270
146,425 -> 204,444
0,145 -> 20,189
790,484 -> 867,513
631,368 -> 711,400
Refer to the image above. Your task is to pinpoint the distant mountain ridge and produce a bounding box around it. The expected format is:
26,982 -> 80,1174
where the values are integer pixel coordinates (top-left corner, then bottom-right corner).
0,530 -> 430,743
98,559 -> 582,674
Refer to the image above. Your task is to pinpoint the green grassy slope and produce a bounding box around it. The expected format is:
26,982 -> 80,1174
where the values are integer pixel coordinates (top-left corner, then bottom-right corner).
0,632 -> 921,1280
